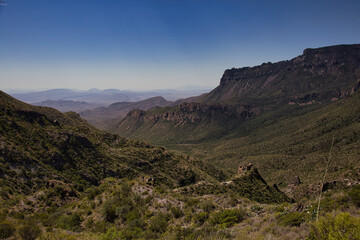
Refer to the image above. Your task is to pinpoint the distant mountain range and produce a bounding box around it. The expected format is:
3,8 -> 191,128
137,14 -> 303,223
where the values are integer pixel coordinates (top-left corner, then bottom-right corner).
79,95 -> 205,129
10,88 -> 212,108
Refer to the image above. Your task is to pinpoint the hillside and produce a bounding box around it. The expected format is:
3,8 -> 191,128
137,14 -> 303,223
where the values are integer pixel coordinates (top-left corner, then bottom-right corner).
111,102 -> 248,143
107,44 -> 360,190
171,90 -> 360,190
0,91 -> 230,194
80,96 -> 173,129
0,90 -> 295,239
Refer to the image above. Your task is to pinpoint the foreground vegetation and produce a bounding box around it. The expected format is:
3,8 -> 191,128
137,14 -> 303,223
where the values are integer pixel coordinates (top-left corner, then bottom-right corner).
0,178 -> 359,239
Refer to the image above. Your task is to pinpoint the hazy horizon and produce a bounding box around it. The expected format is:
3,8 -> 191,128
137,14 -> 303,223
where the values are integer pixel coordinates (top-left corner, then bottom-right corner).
1,0 -> 360,90
3,85 -> 215,94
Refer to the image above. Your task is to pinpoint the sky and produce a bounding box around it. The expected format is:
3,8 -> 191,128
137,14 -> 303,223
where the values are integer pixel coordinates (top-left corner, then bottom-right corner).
0,0 -> 360,91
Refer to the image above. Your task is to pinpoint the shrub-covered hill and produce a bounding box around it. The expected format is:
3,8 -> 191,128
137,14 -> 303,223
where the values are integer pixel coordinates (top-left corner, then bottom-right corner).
0,90 -> 296,239
0,90 -> 231,196
176,88 -> 360,191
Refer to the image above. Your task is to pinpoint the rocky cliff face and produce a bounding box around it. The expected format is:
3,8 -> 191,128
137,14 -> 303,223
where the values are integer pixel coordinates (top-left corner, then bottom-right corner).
126,102 -> 248,125
202,44 -> 360,106
111,101 -> 250,143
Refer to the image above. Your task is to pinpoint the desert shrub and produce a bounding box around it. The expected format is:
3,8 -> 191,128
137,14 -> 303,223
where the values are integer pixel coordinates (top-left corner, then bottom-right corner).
170,207 -> 184,219
0,188 -> 10,199
86,187 -> 100,200
57,213 -> 82,231
120,227 -> 144,240
33,212 -> 51,227
348,185 -> 360,207
209,208 -> 246,228
0,221 -> 15,239
102,202 -> 118,223
185,198 -> 200,207
250,205 -> 263,213
84,218 -> 94,229
118,205 -> 133,222
319,195 -> 349,213
101,227 -> 122,240
154,186 -> 165,194
18,221 -> 42,240
193,212 -> 209,226
93,221 -> 108,233
278,211 -> 308,226
119,181 -> 132,197
148,213 -> 169,233
172,226 -> 195,240
274,203 -> 287,213
54,185 -> 67,199
200,200 -> 215,213
307,213 -> 360,240
126,210 -> 143,226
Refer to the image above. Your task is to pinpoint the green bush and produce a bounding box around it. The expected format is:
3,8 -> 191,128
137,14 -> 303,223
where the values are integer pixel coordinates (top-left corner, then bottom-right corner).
170,207 -> 184,219
193,212 -> 209,226
200,200 -> 215,213
148,213 -> 169,233
57,213 -> 82,231
0,221 -> 15,239
102,202 -> 118,223
85,187 -> 100,200
209,208 -> 246,228
308,213 -> 360,240
185,198 -> 200,207
18,221 -> 42,240
101,227 -> 123,240
348,185 -> 360,207
278,211 -> 308,227
319,195 -> 349,213
250,205 -> 263,213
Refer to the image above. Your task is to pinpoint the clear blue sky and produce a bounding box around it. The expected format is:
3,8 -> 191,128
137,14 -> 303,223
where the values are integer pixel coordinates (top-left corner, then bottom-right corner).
0,0 -> 359,90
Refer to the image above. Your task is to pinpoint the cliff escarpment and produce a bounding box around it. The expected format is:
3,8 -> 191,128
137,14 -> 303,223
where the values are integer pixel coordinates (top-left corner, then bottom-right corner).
111,102 -> 250,143
202,44 -> 360,106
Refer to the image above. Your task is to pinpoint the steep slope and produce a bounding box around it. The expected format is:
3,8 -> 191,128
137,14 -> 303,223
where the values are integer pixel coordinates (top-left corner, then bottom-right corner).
0,90 -> 228,199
